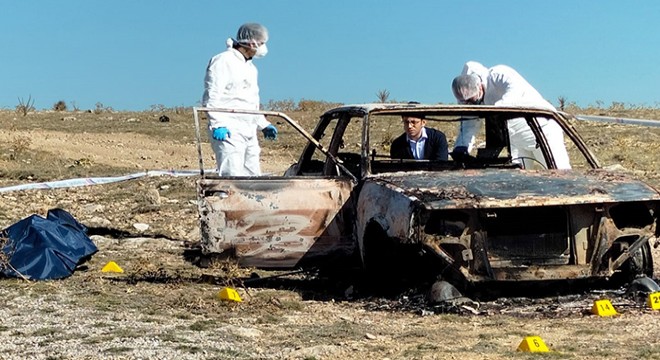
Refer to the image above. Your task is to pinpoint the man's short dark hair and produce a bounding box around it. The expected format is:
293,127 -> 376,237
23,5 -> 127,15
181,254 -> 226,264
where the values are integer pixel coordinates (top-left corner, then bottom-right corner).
401,113 -> 425,119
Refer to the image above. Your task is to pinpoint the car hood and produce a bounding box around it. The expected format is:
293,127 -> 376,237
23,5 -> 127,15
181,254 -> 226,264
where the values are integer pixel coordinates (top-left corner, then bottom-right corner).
370,169 -> 660,209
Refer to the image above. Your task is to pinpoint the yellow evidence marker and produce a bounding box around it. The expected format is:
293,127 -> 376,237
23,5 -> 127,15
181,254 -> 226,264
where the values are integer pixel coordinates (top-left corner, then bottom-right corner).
592,299 -> 618,317
648,292 -> 660,310
101,261 -> 124,273
517,336 -> 549,352
218,287 -> 243,302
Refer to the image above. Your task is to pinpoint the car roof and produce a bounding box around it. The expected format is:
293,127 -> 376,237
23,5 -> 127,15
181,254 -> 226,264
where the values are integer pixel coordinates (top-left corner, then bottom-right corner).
321,103 -> 564,119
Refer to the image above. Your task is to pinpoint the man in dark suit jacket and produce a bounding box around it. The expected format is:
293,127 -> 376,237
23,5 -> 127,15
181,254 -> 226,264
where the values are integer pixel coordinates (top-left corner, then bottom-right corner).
390,115 -> 449,160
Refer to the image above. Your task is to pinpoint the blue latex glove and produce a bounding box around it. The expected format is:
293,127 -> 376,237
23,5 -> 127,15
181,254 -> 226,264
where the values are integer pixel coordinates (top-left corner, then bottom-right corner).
262,124 -> 278,140
212,127 -> 231,141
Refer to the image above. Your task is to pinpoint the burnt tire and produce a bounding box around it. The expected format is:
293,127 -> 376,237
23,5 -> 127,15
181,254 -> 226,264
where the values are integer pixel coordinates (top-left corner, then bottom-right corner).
613,241 -> 654,284
362,226 -> 398,281
361,224 -> 431,293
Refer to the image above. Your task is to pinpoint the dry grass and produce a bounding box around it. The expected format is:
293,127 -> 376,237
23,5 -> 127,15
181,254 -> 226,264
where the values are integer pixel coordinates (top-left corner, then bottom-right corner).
1,105 -> 660,358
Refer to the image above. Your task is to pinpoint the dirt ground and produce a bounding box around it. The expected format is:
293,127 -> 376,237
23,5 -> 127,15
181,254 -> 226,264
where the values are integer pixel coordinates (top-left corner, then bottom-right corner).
1,106 -> 660,359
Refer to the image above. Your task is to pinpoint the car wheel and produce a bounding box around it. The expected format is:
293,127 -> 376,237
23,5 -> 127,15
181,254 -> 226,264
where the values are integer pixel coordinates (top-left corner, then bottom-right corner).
613,240 -> 653,283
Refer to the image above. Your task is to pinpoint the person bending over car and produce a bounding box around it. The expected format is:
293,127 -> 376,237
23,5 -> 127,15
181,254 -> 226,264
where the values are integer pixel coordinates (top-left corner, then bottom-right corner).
451,61 -> 571,169
390,114 -> 448,161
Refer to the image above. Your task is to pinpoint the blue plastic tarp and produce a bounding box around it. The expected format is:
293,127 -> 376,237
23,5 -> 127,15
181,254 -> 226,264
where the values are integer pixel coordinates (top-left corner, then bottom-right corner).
1,208 -> 98,280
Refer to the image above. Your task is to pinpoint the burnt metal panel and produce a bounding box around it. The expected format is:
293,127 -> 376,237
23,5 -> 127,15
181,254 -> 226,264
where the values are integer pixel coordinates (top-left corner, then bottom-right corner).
198,177 -> 355,268
373,169 -> 660,209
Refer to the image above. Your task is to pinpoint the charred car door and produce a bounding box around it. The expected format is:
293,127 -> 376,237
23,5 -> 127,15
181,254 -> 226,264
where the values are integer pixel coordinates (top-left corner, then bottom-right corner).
193,107 -> 357,268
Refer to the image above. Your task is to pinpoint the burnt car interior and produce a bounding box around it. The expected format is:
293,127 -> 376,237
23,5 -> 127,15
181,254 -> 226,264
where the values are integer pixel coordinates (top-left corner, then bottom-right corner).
290,109 -> 567,178
369,114 -> 522,174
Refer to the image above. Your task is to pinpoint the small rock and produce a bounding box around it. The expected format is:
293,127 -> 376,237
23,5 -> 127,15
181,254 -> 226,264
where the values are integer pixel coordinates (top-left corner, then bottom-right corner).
133,223 -> 149,232
225,326 -> 262,339
344,285 -> 354,299
185,227 -> 200,241
145,188 -> 161,206
88,216 -> 112,228
159,115 -> 170,123
420,310 -> 434,317
82,204 -> 105,213
603,164 -> 627,172
365,333 -> 377,340
428,280 -> 463,303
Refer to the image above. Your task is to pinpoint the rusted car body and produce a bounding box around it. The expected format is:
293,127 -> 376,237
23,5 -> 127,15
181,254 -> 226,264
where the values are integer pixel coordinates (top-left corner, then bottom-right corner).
193,104 -> 660,293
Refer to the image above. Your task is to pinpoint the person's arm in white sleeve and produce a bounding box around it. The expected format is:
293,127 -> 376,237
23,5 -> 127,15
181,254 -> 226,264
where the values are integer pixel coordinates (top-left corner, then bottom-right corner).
256,115 -> 271,130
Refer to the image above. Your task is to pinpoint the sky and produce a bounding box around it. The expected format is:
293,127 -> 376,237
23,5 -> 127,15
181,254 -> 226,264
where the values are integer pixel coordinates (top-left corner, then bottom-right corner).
1,1 -> 659,111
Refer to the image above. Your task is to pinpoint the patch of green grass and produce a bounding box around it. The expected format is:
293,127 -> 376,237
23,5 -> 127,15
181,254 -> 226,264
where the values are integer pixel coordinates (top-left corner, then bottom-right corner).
572,328 -> 607,336
277,299 -> 304,311
189,319 -> 216,332
511,348 -> 573,359
91,321 -> 112,328
506,329 -> 532,338
470,339 -> 500,352
636,346 -> 660,360
256,313 -> 285,324
296,320 -> 367,343
212,348 -> 248,358
402,343 -> 444,358
31,327 -> 59,337
176,344 -> 204,354
398,327 -> 445,340
157,331 -> 187,343
174,312 -> 193,320
81,335 -> 114,345
104,346 -> 133,355
92,296 -> 124,312
113,328 -> 150,339
436,313 -> 472,324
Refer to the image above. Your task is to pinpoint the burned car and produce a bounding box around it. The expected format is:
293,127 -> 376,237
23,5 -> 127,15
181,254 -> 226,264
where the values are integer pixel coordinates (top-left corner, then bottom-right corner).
193,104 -> 660,296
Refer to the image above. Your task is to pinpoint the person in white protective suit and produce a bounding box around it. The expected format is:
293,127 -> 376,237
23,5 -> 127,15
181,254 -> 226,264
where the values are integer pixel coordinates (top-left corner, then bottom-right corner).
450,61 -> 571,169
202,23 -> 278,176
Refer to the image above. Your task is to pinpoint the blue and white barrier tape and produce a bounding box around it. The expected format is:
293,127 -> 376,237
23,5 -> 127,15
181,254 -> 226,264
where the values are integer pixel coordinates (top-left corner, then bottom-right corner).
575,115 -> 660,128
0,169 -> 214,193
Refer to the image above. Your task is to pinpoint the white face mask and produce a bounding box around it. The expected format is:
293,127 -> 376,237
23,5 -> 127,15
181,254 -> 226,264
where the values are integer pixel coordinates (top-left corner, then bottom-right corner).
253,44 -> 268,58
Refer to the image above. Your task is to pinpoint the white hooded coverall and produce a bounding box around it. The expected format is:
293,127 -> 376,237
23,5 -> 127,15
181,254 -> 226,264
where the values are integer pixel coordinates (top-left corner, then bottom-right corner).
202,41 -> 272,176
455,61 -> 571,169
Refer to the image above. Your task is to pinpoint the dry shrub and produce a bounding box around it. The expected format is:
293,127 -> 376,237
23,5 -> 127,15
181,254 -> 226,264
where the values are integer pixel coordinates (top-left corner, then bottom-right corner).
297,99 -> 343,112
0,232 -> 11,273
94,102 -> 113,114
174,106 -> 190,115
376,89 -> 390,103
265,99 -> 296,112
0,231 -> 28,280
53,100 -> 67,111
16,96 -> 35,116
9,134 -> 32,160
